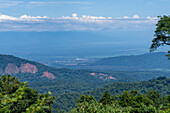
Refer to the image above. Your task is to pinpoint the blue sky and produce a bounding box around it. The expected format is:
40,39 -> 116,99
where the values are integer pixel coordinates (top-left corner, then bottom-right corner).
0,0 -> 169,31
0,0 -> 169,18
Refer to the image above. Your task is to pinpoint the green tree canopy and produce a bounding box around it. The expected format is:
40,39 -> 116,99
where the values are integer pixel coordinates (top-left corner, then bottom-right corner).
0,75 -> 55,113
71,90 -> 170,113
150,15 -> 170,52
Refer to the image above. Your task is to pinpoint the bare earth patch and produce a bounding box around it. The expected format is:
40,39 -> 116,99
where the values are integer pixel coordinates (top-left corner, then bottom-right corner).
5,63 -> 20,74
41,71 -> 56,79
90,72 -> 116,81
20,63 -> 38,73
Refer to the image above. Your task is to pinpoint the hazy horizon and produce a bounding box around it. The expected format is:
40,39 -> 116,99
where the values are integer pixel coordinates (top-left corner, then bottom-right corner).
0,0 -> 169,61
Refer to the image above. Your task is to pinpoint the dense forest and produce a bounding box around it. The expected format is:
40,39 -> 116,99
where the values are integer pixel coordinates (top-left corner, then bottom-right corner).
1,75 -> 169,113
70,90 -> 170,113
55,77 -> 170,111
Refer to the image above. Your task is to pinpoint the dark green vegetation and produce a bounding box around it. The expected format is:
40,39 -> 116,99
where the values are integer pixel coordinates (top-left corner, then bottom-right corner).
29,80 -> 103,95
150,15 -> 170,52
0,75 -> 55,113
55,77 -> 170,111
1,74 -> 170,112
150,15 -> 170,60
29,70 -> 170,96
71,90 -> 170,113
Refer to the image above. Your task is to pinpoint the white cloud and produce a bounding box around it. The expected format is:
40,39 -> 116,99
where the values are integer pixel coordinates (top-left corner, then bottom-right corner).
0,15 -> 17,21
81,15 -> 106,20
72,13 -> 79,19
108,17 -> 112,19
147,16 -> 158,19
20,15 -> 48,19
59,14 -> 107,21
58,13 -> 79,19
0,14 -> 49,22
133,15 -> 140,19
123,16 -> 129,19
0,13 -> 158,31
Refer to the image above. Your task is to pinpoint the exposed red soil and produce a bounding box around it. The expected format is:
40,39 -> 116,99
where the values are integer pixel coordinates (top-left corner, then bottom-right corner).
90,73 -> 96,76
5,63 -> 20,74
20,63 -> 38,73
41,71 -> 56,79
90,72 -> 116,81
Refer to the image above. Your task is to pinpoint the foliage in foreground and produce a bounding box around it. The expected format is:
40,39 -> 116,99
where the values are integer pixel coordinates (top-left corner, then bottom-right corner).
150,15 -> 170,52
0,75 -> 55,113
71,90 -> 170,113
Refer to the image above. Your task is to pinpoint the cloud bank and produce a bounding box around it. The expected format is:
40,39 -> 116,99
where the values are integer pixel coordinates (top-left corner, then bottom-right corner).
0,13 -> 158,31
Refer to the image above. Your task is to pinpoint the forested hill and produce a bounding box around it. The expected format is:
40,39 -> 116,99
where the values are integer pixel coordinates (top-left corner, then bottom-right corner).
92,52 -> 170,71
0,54 -> 114,83
55,77 -> 170,111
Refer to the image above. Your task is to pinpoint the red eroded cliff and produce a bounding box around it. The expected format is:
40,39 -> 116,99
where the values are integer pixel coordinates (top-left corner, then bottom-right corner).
20,63 -> 38,73
5,63 -> 20,74
41,71 -> 56,79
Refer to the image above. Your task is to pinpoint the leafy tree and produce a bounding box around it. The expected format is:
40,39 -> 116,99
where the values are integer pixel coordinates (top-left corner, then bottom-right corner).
77,95 -> 96,104
146,90 -> 160,107
0,75 -> 55,113
150,15 -> 170,52
71,90 -> 170,113
118,90 -> 154,108
99,91 -> 115,105
71,95 -> 131,113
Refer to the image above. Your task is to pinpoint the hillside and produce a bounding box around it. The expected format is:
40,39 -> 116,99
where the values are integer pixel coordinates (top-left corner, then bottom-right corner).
91,52 -> 170,71
1,54 -> 170,112
1,54 -> 170,95
0,54 -> 120,95
55,77 -> 170,111
0,54 -> 113,83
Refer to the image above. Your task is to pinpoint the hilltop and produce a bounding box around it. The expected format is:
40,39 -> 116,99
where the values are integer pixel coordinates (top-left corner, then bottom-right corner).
90,52 -> 170,71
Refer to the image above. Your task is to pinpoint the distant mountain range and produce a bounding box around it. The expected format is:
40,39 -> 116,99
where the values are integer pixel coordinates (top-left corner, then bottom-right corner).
59,52 -> 170,71
91,52 -> 170,71
1,53 -> 170,85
